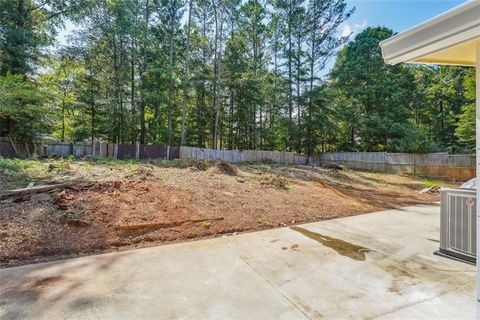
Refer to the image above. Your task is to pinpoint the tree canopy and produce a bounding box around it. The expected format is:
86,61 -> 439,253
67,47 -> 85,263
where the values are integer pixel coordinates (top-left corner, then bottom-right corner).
0,0 -> 475,154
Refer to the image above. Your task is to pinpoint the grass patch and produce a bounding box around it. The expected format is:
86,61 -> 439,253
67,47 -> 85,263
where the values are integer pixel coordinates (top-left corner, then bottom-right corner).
0,157 -> 53,182
422,179 -> 457,188
0,157 -> 47,175
423,180 -> 440,188
0,157 -> 52,189
92,157 -> 139,166
149,159 -> 213,170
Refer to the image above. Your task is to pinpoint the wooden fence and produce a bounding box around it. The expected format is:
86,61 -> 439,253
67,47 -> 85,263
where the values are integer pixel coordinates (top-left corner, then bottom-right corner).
319,152 -> 475,181
0,137 -> 45,158
0,137 -> 475,180
41,141 -> 180,160
179,146 -> 309,165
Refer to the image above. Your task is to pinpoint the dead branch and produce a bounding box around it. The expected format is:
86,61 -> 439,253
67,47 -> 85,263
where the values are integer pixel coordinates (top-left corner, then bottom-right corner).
0,180 -> 89,199
115,217 -> 225,233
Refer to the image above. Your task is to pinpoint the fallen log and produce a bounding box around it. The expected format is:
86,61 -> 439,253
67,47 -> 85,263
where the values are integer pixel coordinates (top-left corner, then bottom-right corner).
115,217 -> 225,233
321,161 -> 344,170
0,180 -> 88,199
419,186 -> 441,195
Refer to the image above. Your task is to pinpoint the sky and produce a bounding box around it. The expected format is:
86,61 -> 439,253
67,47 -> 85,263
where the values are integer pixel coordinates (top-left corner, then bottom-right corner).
341,0 -> 465,37
328,0 -> 466,75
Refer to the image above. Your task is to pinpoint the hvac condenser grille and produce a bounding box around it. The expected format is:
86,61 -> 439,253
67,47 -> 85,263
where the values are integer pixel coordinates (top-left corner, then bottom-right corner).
447,194 -> 476,256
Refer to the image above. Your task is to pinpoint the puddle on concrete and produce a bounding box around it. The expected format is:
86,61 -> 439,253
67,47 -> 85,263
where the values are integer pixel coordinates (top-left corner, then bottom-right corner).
290,226 -> 370,261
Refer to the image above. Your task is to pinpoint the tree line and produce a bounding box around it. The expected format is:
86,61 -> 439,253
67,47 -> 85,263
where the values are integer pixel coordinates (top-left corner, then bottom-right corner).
0,0 -> 476,154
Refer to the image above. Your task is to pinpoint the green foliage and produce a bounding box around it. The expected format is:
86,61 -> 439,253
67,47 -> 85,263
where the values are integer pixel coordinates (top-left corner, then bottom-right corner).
40,53 -> 85,141
0,0 -> 89,76
0,157 -> 50,187
202,220 -> 212,229
330,27 -> 417,152
0,1 -> 475,155
92,157 -> 139,166
66,212 -> 76,220
416,65 -> 472,152
0,73 -> 48,139
0,0 -> 49,75
422,179 -> 456,189
455,69 -> 476,153
387,124 -> 435,153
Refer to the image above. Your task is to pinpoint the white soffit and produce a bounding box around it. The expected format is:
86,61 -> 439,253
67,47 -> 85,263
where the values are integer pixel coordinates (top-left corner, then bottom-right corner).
380,0 -> 480,66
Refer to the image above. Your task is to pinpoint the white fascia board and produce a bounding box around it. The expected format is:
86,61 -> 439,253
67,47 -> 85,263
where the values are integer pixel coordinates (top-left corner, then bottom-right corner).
380,0 -> 480,65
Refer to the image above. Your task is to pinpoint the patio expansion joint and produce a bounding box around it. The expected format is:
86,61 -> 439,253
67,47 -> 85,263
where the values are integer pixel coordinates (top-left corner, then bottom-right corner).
368,290 -> 449,319
222,241 -> 313,320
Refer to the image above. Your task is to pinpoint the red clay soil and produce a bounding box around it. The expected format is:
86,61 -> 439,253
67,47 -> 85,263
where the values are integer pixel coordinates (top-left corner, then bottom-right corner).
0,166 -> 438,267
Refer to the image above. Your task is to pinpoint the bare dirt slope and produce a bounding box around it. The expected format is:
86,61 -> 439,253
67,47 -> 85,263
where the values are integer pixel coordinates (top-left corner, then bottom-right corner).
0,160 -> 446,267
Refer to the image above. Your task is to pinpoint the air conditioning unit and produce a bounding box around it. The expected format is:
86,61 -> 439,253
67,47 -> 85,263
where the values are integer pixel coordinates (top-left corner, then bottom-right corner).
437,187 -> 476,264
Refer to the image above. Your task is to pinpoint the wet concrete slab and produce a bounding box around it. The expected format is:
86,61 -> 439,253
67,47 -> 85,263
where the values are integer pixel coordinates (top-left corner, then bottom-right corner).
0,204 -> 475,319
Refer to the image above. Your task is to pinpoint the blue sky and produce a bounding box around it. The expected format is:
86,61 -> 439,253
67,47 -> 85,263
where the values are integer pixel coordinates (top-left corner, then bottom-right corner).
328,0 -> 466,75
341,0 -> 465,37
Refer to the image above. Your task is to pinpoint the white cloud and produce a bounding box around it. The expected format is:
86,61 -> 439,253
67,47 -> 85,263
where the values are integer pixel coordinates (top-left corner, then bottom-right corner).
341,24 -> 353,38
340,19 -> 368,38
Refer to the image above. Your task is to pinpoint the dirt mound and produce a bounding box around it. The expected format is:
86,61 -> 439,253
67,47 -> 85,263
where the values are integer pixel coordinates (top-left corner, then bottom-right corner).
259,174 -> 289,190
215,160 -> 238,176
128,165 -> 154,180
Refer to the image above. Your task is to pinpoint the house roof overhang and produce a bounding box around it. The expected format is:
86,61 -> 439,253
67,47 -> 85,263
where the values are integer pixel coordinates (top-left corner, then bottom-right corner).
380,0 -> 480,66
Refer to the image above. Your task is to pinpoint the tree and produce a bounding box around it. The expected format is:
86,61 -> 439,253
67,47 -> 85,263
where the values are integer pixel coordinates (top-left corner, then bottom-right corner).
2,0 -> 474,155
303,0 -> 352,154
41,52 -> 84,141
330,27 -> 422,152
455,69 -> 476,152
0,73 -> 47,139
180,0 -> 194,145
421,66 -> 472,152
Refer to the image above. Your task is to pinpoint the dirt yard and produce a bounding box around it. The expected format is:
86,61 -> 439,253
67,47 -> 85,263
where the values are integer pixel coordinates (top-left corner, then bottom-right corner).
0,158 -> 453,267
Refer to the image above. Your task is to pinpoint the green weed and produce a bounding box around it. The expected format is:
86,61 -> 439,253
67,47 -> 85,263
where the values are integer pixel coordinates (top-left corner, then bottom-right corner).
202,220 -> 212,229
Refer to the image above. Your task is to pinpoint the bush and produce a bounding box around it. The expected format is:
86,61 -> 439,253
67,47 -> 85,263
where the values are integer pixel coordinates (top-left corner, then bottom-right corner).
0,157 -> 48,176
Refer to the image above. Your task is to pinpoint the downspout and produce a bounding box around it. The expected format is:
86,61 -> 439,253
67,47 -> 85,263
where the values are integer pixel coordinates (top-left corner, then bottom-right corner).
476,42 -> 480,318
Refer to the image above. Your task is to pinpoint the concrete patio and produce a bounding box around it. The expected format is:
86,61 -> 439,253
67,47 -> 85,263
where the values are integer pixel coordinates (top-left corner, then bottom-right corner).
0,204 -> 475,319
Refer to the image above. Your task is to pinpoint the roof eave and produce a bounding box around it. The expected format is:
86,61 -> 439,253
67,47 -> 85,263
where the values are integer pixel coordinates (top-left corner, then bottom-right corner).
380,0 -> 480,65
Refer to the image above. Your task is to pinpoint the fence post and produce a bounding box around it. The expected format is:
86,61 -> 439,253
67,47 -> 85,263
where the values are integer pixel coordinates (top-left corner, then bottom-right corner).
114,144 -> 118,159
383,152 -> 387,173
135,144 -> 140,160
166,146 -> 170,160
413,153 -> 417,175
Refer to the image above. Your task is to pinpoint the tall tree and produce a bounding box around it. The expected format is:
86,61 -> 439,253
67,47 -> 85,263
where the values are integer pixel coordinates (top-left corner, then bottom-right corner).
330,27 -> 419,152
455,69 -> 476,152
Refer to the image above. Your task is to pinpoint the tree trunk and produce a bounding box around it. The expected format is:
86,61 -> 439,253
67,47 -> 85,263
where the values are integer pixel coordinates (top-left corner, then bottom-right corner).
212,2 -> 224,149
181,0 -> 193,146
168,0 -> 177,146
61,90 -> 67,142
287,4 -> 293,151
139,0 -> 149,144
